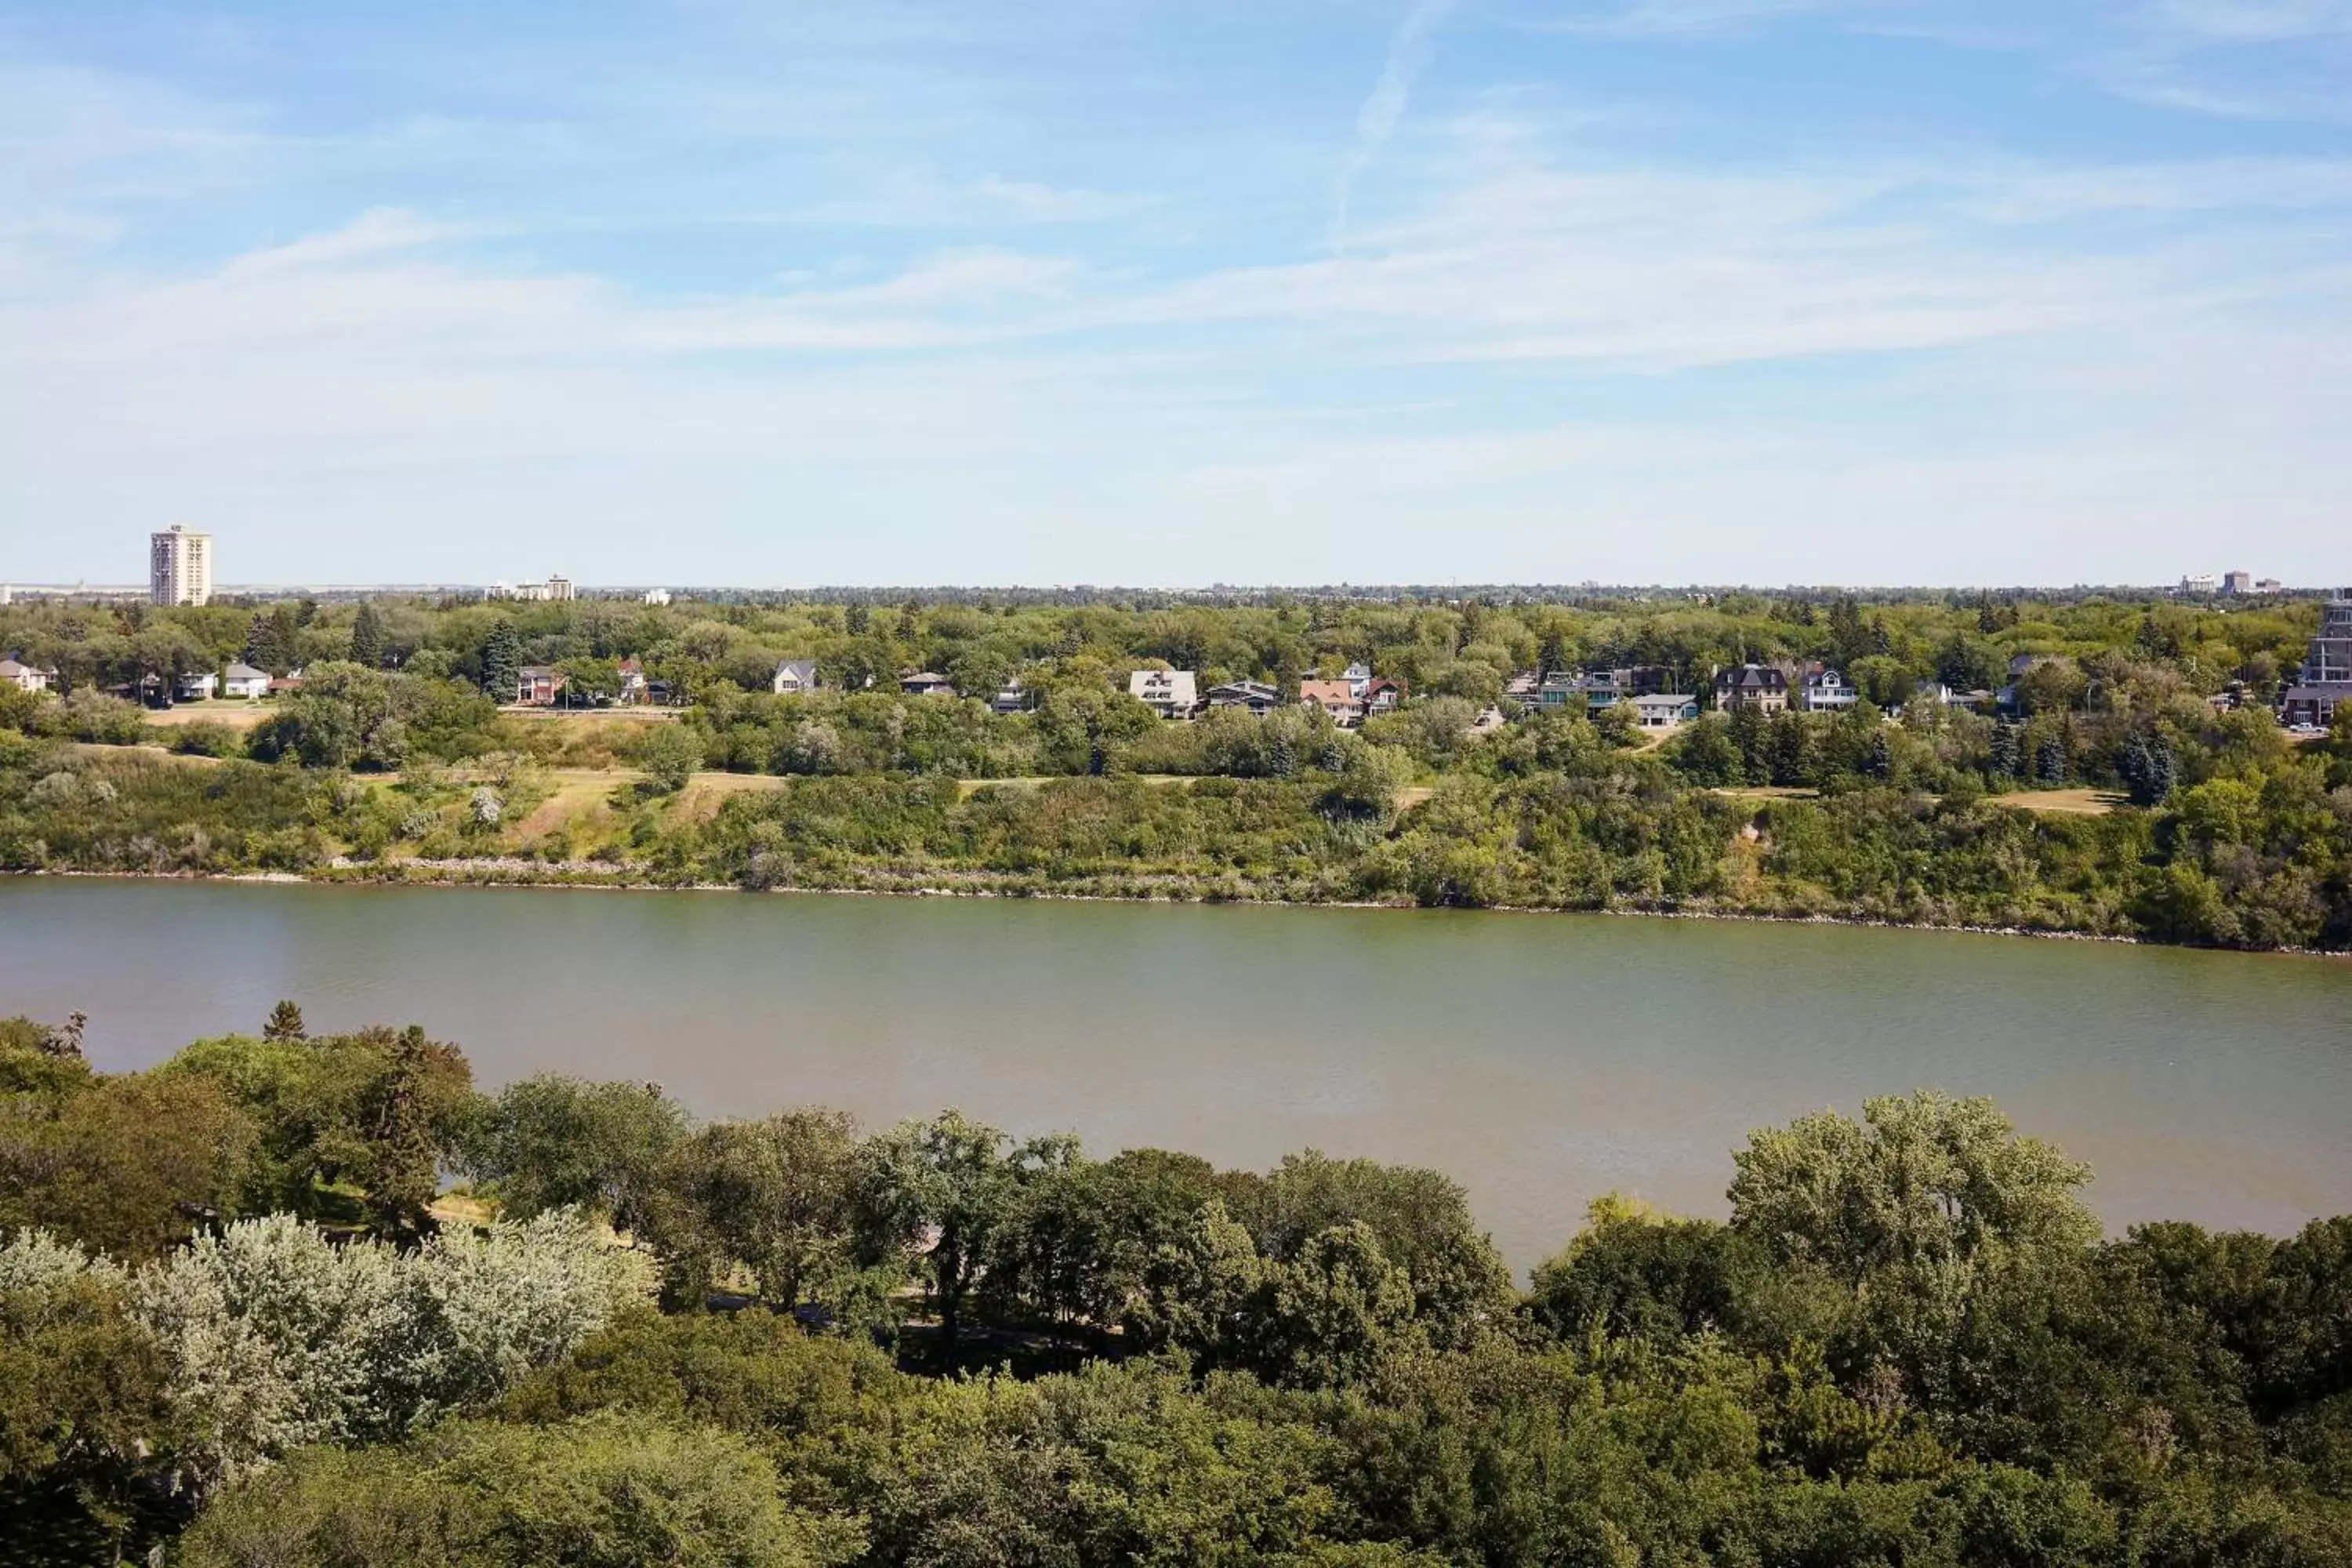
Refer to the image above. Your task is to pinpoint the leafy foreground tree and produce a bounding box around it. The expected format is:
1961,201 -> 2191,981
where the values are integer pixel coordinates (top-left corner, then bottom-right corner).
160,1024 -> 474,1240
640,1109 -> 902,1322
10,1034 -> 2352,1567
0,1234 -> 180,1563
1,1037 -> 256,1263
132,1210 -> 655,1489
176,1414 -> 855,1568
0,1210 -> 652,1563
862,1110 -> 1077,1368
457,1074 -> 689,1237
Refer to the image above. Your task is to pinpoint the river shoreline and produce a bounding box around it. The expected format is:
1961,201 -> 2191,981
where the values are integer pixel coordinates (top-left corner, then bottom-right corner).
13,862 -> 2347,960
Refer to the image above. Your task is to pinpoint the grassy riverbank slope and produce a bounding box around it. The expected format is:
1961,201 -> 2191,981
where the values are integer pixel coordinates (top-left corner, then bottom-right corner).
5,713 -> 2349,949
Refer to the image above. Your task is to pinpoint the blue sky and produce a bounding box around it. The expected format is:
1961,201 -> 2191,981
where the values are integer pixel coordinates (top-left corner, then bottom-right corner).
2,1 -> 2348,587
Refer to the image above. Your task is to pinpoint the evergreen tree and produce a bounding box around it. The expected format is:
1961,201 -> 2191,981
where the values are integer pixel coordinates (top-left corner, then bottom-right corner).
1989,722 -> 2022,779
347,602 -> 385,670
1268,735 -> 1296,779
1537,632 -> 1567,678
1767,713 -> 1812,786
2147,735 -> 2177,804
844,602 -> 870,637
242,612 -> 269,669
2121,732 -> 2177,808
1828,596 -> 1867,666
1729,706 -> 1770,784
2119,733 -> 2153,801
1861,730 -> 1895,782
481,619 -> 523,702
245,609 -> 297,675
2035,731 -> 2069,783
262,1001 -> 307,1043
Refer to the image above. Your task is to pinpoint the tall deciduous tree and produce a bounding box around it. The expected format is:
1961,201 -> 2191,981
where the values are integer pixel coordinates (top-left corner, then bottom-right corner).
639,1109 -> 884,1312
863,1111 -> 1074,1367
1,1051 -> 256,1263
457,1074 -> 687,1234
1729,1091 -> 2098,1287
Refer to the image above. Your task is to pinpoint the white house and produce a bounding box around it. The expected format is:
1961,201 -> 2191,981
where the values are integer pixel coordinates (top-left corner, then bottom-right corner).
643,588 -> 673,607
221,662 -> 271,699
1802,670 -> 1858,712
1341,662 -> 1374,698
174,670 -> 219,702
0,657 -> 56,694
1630,693 -> 1699,728
772,659 -> 821,695
1128,669 -> 1199,720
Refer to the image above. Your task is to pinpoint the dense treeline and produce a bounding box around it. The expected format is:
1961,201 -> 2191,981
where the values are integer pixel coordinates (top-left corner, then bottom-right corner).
5,590 -> 2351,949
0,586 -> 2326,716
4,1010 -> 2349,1565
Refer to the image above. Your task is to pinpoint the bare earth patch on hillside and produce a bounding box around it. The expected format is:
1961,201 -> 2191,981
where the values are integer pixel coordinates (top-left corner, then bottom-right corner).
677,771 -> 791,822
140,703 -> 272,730
1995,788 -> 2125,816
954,774 -> 1195,798
69,741 -> 222,767
514,771 -> 633,837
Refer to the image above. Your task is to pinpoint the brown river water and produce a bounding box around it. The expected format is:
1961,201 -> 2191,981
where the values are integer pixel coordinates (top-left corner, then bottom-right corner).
4,877 -> 2347,1274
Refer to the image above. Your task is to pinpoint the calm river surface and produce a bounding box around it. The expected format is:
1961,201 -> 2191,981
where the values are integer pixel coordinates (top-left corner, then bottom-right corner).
5,878 -> 2348,1272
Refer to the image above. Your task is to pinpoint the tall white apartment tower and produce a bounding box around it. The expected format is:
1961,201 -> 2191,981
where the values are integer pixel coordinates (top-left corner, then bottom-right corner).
150,524 -> 214,606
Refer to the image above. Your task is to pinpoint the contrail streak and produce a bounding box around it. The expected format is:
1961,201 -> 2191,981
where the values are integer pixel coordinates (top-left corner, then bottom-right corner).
1332,0 -> 1457,254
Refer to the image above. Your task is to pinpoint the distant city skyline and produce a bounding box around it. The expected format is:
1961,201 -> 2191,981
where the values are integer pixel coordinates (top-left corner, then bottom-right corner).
3,2 -> 2350,586
0,519 -> 2336,600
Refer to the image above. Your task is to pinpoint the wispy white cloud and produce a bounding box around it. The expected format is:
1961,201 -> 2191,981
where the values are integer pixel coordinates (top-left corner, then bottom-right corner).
1544,0 -> 1853,38
2148,0 -> 2352,42
800,172 -> 1145,229
219,207 -> 472,278
1333,0 -> 1458,252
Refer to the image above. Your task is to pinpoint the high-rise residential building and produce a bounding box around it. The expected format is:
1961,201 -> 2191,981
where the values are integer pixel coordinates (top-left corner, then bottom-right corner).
150,524 -> 214,606
488,573 -> 573,603
2281,592 -> 2352,728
